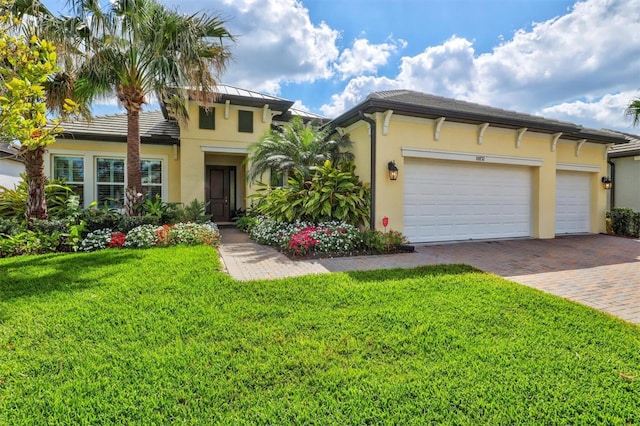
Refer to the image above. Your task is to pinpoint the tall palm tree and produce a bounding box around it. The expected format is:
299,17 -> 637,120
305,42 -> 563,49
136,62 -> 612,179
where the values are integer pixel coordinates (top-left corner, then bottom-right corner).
247,117 -> 354,183
35,0 -> 234,214
626,97 -> 640,127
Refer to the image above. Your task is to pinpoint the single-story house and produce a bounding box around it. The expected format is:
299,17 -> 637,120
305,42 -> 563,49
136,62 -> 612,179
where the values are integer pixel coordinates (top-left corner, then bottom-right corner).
606,132 -> 640,211
329,90 -> 627,243
0,143 -> 24,189
48,85 -> 628,243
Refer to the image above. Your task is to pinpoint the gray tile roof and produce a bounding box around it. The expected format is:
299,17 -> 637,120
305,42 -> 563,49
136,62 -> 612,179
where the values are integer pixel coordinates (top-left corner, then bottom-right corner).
58,110 -> 179,144
331,89 -> 629,145
369,90 -> 578,130
0,143 -> 22,162
604,130 -> 640,157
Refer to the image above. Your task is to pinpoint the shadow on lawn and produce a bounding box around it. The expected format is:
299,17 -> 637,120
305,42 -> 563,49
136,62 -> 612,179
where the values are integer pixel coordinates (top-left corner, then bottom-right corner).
0,250 -> 143,302
345,264 -> 480,283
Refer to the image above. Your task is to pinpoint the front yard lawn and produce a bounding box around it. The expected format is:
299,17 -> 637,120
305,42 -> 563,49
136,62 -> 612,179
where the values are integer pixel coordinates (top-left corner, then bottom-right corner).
1,246 -> 639,424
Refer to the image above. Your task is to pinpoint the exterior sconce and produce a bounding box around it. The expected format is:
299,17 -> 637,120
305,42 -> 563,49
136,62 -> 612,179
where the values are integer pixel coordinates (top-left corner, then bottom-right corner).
388,161 -> 399,181
601,176 -> 612,190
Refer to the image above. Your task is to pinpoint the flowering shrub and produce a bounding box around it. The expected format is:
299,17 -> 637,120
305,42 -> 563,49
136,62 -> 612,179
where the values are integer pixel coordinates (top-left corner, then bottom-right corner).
250,218 -> 362,256
123,224 -> 158,248
80,229 -> 112,252
80,222 -> 221,252
166,222 -> 220,246
109,232 -> 126,248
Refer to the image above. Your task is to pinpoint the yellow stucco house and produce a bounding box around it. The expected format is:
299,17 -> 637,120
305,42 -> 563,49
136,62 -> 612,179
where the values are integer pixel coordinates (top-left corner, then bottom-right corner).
47,86 -> 628,244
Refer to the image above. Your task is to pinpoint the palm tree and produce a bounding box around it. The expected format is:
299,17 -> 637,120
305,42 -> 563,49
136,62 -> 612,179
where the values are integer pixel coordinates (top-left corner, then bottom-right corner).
626,97 -> 640,127
34,0 -> 234,215
247,117 -> 354,183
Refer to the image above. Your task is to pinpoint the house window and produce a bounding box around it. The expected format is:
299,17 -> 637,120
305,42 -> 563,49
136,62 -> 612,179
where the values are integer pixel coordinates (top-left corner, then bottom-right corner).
52,156 -> 84,204
96,157 -> 125,208
238,110 -> 253,133
141,159 -> 163,200
199,106 -> 215,130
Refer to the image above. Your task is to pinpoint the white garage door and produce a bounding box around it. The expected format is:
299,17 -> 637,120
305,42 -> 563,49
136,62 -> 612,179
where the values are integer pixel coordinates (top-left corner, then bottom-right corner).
555,171 -> 591,234
404,159 -> 532,243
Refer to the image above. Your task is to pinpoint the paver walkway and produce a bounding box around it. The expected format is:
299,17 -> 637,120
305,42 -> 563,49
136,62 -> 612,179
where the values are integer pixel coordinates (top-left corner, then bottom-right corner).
218,228 -> 640,324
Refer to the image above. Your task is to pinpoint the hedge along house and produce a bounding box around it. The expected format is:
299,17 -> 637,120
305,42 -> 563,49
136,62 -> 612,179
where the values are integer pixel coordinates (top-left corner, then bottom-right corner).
607,132 -> 640,211
45,85 -> 323,222
329,90 -> 628,243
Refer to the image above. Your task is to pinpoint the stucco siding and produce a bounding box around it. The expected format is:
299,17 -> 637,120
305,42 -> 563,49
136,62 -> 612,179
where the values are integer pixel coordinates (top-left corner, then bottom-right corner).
611,156 -> 640,210
351,112 -> 609,239
45,139 -> 179,206
0,159 -> 24,189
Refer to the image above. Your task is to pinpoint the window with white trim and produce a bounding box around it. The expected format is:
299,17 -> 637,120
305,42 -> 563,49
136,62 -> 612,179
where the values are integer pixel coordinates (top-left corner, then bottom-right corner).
52,156 -> 84,204
96,157 -> 125,208
141,159 -> 162,200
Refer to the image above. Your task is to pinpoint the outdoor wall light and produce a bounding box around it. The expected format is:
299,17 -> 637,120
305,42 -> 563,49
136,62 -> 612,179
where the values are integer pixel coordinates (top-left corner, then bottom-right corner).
388,161 -> 399,181
601,176 -> 612,190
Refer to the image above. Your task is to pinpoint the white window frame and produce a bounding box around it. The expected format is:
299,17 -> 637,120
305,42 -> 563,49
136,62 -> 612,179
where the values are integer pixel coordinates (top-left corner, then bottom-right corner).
46,149 -> 169,209
51,155 -> 85,203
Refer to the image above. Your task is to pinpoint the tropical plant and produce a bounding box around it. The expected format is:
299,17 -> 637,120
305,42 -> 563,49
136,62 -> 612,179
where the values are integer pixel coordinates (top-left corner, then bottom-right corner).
0,3 -> 77,221
247,117 -> 354,183
30,0 -> 234,215
0,176 -> 78,219
626,97 -> 640,127
251,161 -> 370,227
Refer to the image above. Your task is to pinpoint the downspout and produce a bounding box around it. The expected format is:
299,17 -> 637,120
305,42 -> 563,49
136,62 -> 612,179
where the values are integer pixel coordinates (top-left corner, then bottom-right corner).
358,111 -> 376,230
608,159 -> 615,209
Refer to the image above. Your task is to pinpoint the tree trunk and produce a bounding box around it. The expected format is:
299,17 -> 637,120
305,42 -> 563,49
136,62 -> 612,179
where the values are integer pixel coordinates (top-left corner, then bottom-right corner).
125,108 -> 143,216
23,146 -> 48,223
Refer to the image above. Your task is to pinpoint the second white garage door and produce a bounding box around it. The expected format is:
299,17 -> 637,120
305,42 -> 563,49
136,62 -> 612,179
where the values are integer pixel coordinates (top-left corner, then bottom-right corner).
555,171 -> 591,234
404,159 -> 532,243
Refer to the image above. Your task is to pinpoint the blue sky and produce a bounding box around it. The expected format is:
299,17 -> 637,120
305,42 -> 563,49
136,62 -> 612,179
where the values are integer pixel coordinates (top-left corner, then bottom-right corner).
42,0 -> 640,132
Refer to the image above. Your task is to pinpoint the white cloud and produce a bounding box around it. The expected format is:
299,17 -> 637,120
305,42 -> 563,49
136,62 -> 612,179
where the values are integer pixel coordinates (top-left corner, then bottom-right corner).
321,0 -> 640,130
320,76 -> 401,117
540,91 -> 639,130
334,38 -> 401,80
217,0 -> 340,93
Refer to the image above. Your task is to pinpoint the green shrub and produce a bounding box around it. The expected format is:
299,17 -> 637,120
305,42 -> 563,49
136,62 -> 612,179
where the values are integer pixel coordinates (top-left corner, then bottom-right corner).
181,199 -> 211,223
235,215 -> 258,232
250,161 -> 370,227
0,229 -> 62,257
610,207 -> 636,237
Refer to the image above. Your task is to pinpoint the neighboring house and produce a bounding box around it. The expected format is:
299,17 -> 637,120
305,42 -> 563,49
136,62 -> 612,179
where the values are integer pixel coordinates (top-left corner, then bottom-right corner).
606,131 -> 640,211
0,143 -> 24,189
50,86 -> 628,243
330,90 -> 627,243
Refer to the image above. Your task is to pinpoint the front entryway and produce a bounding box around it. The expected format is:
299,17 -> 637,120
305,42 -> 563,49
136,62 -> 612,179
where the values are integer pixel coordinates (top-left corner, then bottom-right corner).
206,166 -> 236,222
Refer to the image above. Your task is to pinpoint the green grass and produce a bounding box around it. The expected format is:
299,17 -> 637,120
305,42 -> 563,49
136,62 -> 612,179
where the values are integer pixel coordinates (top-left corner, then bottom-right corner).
1,246 -> 639,424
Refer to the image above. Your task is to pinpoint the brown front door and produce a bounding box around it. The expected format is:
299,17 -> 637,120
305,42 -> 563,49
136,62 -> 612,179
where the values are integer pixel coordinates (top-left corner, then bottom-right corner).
206,166 -> 233,222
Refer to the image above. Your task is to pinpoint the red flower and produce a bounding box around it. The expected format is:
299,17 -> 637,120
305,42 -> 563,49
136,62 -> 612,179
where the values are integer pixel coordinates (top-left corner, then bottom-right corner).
109,232 -> 126,248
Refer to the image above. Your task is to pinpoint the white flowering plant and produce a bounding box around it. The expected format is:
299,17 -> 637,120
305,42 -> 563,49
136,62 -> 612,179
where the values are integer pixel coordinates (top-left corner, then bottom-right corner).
80,228 -> 112,252
123,224 -> 158,248
249,217 -> 363,256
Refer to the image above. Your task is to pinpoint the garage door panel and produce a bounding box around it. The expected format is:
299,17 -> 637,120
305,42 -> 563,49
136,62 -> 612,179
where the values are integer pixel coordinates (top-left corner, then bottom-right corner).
403,159 -> 532,243
555,171 -> 590,234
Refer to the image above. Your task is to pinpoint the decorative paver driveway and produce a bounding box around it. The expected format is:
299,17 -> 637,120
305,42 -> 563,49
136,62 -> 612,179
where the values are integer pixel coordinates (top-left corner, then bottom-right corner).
218,228 -> 640,324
